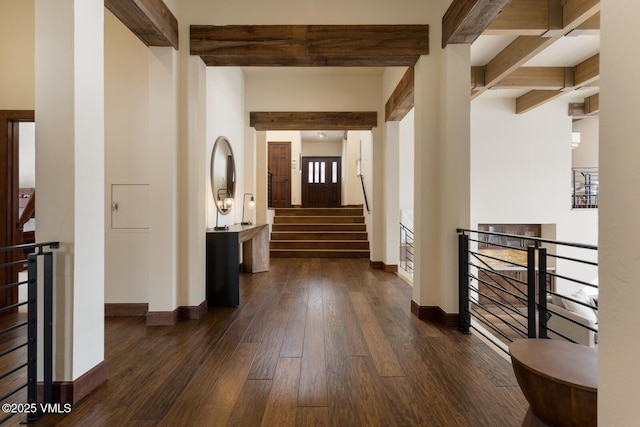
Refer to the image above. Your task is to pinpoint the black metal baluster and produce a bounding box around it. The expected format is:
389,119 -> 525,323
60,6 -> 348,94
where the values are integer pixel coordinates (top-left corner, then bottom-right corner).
537,247 -> 548,339
527,246 -> 536,338
458,232 -> 470,334
26,253 -> 38,423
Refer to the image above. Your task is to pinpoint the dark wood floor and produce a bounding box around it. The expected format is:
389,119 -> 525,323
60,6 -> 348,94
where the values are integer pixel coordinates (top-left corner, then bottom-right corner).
16,258 -> 527,426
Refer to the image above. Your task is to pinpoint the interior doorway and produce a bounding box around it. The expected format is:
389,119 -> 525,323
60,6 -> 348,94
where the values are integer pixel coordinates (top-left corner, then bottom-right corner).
301,156 -> 341,208
0,111 -> 35,313
268,141 -> 291,208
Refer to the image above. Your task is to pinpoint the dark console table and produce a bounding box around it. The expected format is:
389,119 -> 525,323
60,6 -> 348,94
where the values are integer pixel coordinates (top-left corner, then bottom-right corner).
206,223 -> 269,306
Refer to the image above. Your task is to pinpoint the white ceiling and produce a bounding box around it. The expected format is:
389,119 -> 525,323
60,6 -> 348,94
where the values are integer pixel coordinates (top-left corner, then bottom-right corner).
471,34 -> 600,68
523,35 -> 600,67
300,130 -> 345,144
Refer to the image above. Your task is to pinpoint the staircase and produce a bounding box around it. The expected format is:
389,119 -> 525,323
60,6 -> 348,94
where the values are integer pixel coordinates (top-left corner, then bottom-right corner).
270,207 -> 370,258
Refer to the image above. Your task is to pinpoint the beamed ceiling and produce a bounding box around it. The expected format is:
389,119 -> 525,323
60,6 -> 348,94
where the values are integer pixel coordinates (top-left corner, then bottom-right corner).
106,0 -> 601,119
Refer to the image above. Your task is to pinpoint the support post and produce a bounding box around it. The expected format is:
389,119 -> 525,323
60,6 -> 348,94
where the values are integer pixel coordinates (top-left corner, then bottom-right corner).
527,246 -> 537,338
537,247 -> 548,339
43,251 -> 53,404
458,232 -> 470,334
26,253 -> 38,423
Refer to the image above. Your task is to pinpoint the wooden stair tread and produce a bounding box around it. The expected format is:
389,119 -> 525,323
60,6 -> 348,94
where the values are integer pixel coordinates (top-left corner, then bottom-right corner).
274,221 -> 365,225
270,207 -> 369,259
271,248 -> 369,252
271,240 -> 369,243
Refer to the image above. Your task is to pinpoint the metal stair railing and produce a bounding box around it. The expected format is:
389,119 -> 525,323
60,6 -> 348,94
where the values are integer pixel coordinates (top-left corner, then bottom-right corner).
0,241 -> 58,424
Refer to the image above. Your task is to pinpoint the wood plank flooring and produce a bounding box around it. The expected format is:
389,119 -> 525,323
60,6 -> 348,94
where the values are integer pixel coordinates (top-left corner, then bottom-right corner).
17,258 -> 527,426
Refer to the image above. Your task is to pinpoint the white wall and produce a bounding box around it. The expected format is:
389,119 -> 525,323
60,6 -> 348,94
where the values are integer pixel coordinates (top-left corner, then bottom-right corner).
302,140 -> 342,157
0,0 -> 34,110
185,0 -> 432,24
471,97 -> 598,295
206,67 -> 245,229
19,123 -> 36,188
266,131 -> 302,206
343,132 -> 365,207
472,97 -> 570,222
572,117 -> 599,168
358,131 -> 374,243
398,108 -> 415,212
104,9 -> 150,304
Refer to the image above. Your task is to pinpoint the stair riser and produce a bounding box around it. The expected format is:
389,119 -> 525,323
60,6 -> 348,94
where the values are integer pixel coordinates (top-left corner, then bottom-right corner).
274,208 -> 363,217
272,224 -> 367,232
271,232 -> 368,240
270,241 -> 370,250
274,216 -> 364,224
270,250 -> 370,259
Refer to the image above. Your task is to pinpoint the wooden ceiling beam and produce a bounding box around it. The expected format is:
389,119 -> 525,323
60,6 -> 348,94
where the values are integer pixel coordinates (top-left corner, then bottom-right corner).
569,12 -> 600,35
473,0 -> 600,100
192,25 -> 429,67
475,36 -> 551,99
563,0 -> 601,28
514,54 -> 599,114
105,0 -> 178,49
568,102 -> 586,117
497,67 -> 568,90
516,90 -> 566,114
385,68 -> 415,122
585,93 -> 600,114
568,93 -> 600,117
249,112 -> 378,131
442,0 -> 513,47
516,68 -> 574,114
574,54 -> 599,87
484,0 -> 549,36
471,67 -> 483,89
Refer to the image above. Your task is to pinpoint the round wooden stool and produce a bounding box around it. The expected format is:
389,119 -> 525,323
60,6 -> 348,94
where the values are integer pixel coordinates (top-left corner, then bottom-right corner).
509,339 -> 597,427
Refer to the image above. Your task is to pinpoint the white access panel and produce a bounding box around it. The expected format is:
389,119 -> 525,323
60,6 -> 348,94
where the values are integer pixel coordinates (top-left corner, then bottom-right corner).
111,184 -> 149,229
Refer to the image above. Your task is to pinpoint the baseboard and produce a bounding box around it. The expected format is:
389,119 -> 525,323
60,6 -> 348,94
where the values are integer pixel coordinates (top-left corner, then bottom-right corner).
107,302 -> 206,324
410,301 -> 459,328
369,261 -> 398,273
178,300 -> 207,320
146,309 -> 178,326
105,303 -> 148,317
40,361 -> 108,405
369,260 -> 384,269
383,264 -> 398,273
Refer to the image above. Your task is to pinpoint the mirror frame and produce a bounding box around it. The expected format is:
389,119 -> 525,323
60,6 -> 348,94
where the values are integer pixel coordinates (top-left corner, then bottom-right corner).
210,136 -> 236,215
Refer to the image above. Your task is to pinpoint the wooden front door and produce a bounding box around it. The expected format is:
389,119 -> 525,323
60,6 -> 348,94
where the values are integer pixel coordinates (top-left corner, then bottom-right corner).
302,157 -> 341,208
268,142 -> 291,208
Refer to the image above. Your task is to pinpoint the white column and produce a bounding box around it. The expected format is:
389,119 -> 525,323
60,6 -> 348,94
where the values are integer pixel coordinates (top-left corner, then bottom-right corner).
255,130 -> 268,224
438,44 -> 471,313
35,0 -> 105,380
384,121 -> 400,267
599,0 -> 640,423
370,124 -> 384,262
413,54 -> 442,307
179,54 -> 207,308
412,2 -> 471,315
148,47 -> 179,316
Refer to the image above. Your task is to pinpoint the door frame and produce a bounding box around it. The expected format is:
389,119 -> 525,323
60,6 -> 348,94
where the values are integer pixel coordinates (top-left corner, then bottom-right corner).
268,141 -> 292,208
301,156 -> 342,208
0,110 -> 35,311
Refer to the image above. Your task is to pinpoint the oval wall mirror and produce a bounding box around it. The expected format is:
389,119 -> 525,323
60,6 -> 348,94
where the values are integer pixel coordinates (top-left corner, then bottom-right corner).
210,136 -> 236,215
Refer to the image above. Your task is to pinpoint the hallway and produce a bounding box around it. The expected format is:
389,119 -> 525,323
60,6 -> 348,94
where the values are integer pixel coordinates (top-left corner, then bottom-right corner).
34,258 -> 527,426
